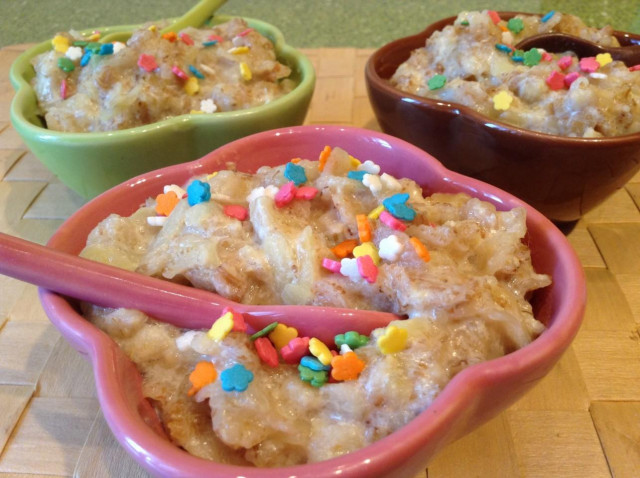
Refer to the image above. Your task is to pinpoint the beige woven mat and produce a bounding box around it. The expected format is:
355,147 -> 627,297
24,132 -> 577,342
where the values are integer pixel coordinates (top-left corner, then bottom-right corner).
0,44 -> 639,478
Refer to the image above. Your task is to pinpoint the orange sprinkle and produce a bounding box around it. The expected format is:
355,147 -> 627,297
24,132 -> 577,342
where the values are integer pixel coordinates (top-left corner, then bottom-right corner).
318,146 -> 332,172
155,191 -> 180,216
290,157 -> 302,164
162,31 -> 177,42
331,351 -> 366,381
188,361 -> 217,396
357,214 -> 372,243
409,237 -> 430,262
331,239 -> 359,259
499,24 -> 508,32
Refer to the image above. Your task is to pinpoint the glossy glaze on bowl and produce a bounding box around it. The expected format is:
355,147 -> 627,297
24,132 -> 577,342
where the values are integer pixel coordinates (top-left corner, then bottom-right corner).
10,15 -> 315,199
365,12 -> 640,223
40,125 -> 585,477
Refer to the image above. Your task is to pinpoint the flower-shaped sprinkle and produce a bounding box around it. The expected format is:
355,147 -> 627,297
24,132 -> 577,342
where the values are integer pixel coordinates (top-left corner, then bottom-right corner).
268,323 -> 299,351
579,57 -> 599,73
507,18 -> 524,34
155,191 -> 180,216
595,53 -> 612,68
309,337 -> 333,366
335,331 -> 369,349
295,186 -> 319,200
207,312 -> 234,342
187,180 -> 210,206
284,162 -> 307,186
353,242 -> 380,265
492,90 -> 513,110
220,364 -> 254,392
52,35 -> 70,53
138,53 -> 158,72
523,48 -> 542,67
223,204 -> 248,221
379,234 -> 404,261
557,56 -> 573,70
377,325 -> 408,355
298,364 -> 328,387
188,361 -> 217,396
427,74 -> 447,90
363,174 -> 383,194
331,351 -> 366,381
275,182 -> 296,208
357,160 -> 381,175
281,337 -> 310,364
545,71 -> 566,90
340,257 -> 361,281
357,255 -> 378,283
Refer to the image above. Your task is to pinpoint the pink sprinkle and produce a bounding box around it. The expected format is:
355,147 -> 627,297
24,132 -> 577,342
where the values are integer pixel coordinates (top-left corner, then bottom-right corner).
322,258 -> 342,273
223,204 -> 248,221
579,57 -> 599,73
237,28 -> 254,37
295,186 -> 319,200
564,71 -> 580,87
546,70 -> 566,90
254,337 -> 279,368
379,210 -> 407,231
138,53 -> 158,72
629,64 -> 640,72
281,337 -> 310,364
275,181 -> 296,207
487,10 -> 501,24
357,255 -> 378,284
223,306 -> 247,332
541,51 -> 553,62
208,34 -> 224,42
179,32 -> 194,45
557,55 -> 573,70
171,65 -> 189,81
60,78 -> 68,100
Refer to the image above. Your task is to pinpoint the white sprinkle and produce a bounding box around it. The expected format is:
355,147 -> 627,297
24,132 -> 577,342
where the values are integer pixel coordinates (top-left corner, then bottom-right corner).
340,343 -> 353,354
589,72 -> 607,79
163,184 -> 187,198
501,31 -> 514,46
147,216 -> 168,226
112,41 -> 126,54
199,63 -> 216,75
362,173 -> 382,194
379,234 -> 404,261
200,98 -> 217,114
340,257 -> 361,281
247,185 -> 279,202
65,46 -> 83,61
357,160 -> 381,175
380,173 -> 401,192
176,330 -> 198,351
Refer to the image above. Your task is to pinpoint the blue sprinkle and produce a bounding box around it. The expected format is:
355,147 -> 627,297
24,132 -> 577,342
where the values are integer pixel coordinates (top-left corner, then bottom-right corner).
99,43 -> 114,55
284,162 -> 307,186
203,40 -> 219,47
495,43 -> 513,54
383,194 -> 415,221
187,180 -> 211,206
347,170 -> 367,182
80,50 -> 92,67
300,356 -> 330,371
383,193 -> 409,205
511,49 -> 525,62
220,363 -> 254,392
541,10 -> 555,23
188,64 -> 205,79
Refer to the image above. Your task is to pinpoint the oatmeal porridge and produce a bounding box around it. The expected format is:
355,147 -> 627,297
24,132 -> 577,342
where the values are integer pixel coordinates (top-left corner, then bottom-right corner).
31,18 -> 294,132
80,146 -> 550,466
391,10 -> 640,137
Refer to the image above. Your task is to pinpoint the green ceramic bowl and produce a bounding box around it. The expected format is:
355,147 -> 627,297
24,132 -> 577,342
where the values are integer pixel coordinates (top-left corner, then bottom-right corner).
9,14 -> 315,198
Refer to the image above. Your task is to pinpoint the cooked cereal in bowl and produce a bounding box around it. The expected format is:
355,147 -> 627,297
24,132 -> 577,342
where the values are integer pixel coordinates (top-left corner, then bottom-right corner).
39,126 -> 585,477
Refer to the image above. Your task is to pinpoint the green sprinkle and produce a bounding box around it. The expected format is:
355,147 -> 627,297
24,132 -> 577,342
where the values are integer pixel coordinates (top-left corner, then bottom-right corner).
511,49 -> 525,62
335,331 -> 369,349
57,57 -> 75,72
507,18 -> 524,34
460,20 -> 469,26
73,40 -> 89,47
523,48 -> 542,66
85,42 -> 102,53
428,74 -> 447,90
249,322 -> 278,341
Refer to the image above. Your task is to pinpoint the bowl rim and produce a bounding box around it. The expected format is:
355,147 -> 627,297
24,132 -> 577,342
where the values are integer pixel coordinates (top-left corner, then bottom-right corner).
39,125 -> 586,477
9,13 -> 316,142
365,10 -> 640,144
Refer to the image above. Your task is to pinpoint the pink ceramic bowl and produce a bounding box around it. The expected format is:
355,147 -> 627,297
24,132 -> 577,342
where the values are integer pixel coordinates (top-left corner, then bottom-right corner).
40,125 -> 585,477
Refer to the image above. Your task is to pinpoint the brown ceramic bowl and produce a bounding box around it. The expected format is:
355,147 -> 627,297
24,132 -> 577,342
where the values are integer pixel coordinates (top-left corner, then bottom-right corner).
365,12 -> 640,223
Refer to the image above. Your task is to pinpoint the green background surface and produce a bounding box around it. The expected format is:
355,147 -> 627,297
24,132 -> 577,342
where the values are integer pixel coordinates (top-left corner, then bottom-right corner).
1,0 -> 639,49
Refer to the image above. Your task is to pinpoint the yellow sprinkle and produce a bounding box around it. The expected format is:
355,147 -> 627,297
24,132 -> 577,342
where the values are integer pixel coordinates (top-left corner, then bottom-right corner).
52,35 -> 70,53
596,52 -> 612,67
492,90 -> 513,111
309,337 -> 332,366
206,171 -> 219,180
228,46 -> 250,55
377,325 -> 408,355
148,25 -> 157,32
349,155 -> 361,168
87,32 -> 101,41
268,323 -> 299,351
184,77 -> 200,95
207,312 -> 234,341
190,110 -> 204,114
368,204 -> 385,220
353,242 -> 380,265
239,62 -> 252,81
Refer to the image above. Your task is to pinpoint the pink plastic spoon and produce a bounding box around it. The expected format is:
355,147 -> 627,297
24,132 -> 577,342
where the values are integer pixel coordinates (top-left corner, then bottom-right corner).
0,232 -> 399,344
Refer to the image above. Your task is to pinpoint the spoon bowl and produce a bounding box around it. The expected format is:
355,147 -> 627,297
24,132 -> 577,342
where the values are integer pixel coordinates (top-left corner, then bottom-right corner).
515,32 -> 640,66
